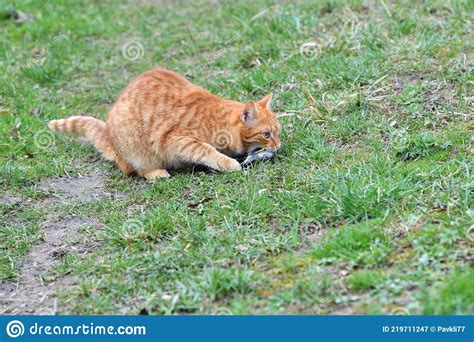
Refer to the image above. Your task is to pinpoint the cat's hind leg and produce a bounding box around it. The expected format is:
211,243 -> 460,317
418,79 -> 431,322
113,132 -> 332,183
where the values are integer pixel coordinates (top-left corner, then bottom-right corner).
115,154 -> 135,176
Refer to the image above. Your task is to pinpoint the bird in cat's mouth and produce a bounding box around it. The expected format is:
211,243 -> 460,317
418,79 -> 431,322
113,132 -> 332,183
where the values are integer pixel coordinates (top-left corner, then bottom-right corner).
236,147 -> 278,166
241,150 -> 276,166
48,67 -> 282,180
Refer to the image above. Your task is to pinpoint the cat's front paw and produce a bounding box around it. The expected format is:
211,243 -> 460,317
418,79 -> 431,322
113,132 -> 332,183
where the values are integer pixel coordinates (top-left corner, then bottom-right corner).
218,156 -> 242,172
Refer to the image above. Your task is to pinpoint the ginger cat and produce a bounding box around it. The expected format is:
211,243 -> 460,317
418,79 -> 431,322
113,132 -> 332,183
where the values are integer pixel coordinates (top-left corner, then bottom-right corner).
49,68 -> 281,180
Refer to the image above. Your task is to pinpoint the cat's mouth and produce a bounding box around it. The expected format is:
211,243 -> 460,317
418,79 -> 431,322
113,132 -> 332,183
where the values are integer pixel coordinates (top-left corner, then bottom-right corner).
249,147 -> 263,154
232,147 -> 260,160
237,147 -> 263,159
252,146 -> 279,154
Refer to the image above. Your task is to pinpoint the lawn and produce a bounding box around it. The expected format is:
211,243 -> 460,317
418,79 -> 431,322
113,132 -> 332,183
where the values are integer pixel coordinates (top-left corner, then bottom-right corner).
0,0 -> 473,315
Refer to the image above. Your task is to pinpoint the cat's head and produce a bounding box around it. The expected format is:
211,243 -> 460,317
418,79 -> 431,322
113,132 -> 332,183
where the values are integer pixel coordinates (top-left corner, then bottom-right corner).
239,93 -> 281,154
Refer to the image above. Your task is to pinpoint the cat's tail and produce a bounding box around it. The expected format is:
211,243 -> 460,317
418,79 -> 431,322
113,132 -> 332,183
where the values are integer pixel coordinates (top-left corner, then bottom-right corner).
48,116 -> 116,161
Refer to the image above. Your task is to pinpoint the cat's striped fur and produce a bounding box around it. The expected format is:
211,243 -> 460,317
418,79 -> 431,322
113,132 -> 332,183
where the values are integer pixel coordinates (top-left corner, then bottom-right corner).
49,68 -> 281,179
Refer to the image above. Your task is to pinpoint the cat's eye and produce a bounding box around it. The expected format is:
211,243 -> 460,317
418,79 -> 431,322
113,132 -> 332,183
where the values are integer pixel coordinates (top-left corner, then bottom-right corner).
262,131 -> 271,139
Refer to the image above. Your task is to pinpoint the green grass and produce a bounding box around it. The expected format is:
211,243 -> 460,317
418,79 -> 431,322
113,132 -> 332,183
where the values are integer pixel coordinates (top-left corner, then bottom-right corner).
0,0 -> 473,314
423,268 -> 474,314
346,270 -> 386,292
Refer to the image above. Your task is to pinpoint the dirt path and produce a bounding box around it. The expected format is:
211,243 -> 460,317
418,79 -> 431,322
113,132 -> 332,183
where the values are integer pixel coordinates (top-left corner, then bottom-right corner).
0,170 -> 124,314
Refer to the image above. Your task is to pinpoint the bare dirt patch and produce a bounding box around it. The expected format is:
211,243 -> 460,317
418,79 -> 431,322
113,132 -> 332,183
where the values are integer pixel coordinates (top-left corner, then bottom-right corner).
0,170 -> 124,314
37,170 -> 126,203
0,216 -> 99,314
0,192 -> 23,206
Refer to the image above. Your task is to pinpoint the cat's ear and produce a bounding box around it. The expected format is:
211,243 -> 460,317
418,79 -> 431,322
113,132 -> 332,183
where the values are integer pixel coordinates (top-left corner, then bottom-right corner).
241,101 -> 258,124
258,93 -> 273,109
